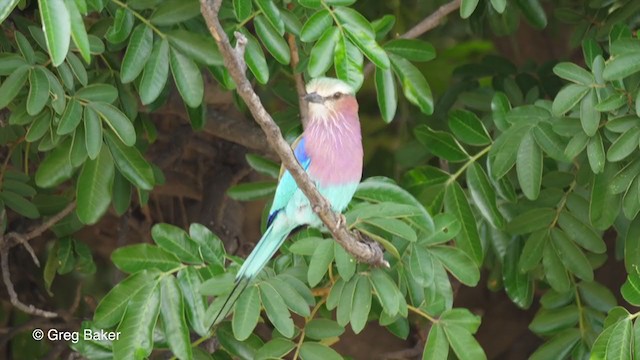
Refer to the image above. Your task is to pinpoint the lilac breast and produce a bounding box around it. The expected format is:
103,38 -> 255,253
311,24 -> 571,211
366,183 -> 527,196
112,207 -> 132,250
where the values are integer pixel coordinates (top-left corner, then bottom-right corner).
304,112 -> 363,186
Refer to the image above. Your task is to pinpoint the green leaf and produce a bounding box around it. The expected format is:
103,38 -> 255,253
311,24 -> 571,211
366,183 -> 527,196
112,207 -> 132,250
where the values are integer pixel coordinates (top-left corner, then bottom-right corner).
93,270 -> 160,328
232,285 -> 260,341
242,30 -> 269,84
308,239 -> 334,287
111,243 -> 181,273
120,24 -> 153,83
595,93 -> 627,112
75,84 -> 118,103
56,237 -> 75,274
375,67 -> 397,123
233,0 -> 252,21
300,10 -> 332,42
57,99 -> 82,135
621,268 -> 640,306
551,84 -> 589,116
27,67 -> 49,115
414,126 -> 468,162
113,280 -> 161,360
334,6 -> 374,38
343,23 -> 389,70
543,240 -> 570,292
364,217 -> 416,242
65,0 -> 90,63
515,0 -> 547,28
76,146 -> 114,224
105,133 -> 154,190
0,64 -> 28,108
254,0 -> 284,35
35,139 -> 73,188
0,54 -> 28,76
268,277 -> 311,316
299,342 -> 342,360
557,211 -> 605,253
489,123 -> 529,178
608,127 -> 640,162
448,110 -> 491,146
245,154 -> 279,179
625,217 -> 640,273
66,52 -> 87,86
255,338 -> 295,360
432,246 -> 480,286
580,89 -> 600,136
369,268 -> 400,317
529,305 -> 579,335
170,48 -> 203,108
532,122 -> 570,162
578,281 -> 616,313
423,324 -> 449,360
89,102 -> 136,146
39,0 -> 71,66
333,244 -> 355,281
443,325 -> 486,360
151,223 -> 201,263
390,53 -> 433,115
177,268 -> 208,336
254,15 -> 290,65
529,328 -> 580,360
444,182 -> 483,265
516,131 -> 542,200
25,109 -> 51,142
298,0 -> 321,8
106,8 -> 133,44
0,191 -> 39,218
227,181 -> 276,201
441,308 -> 481,333
587,132 -> 605,173
350,275 -> 372,334
460,0 -> 480,18
259,282 -> 294,337
590,163 -> 620,230
0,0 -> 20,24
336,276 -> 356,325
423,213 -> 460,245
409,244 -> 434,287
553,62 -> 593,85
519,230 -> 547,271
160,276 -> 192,360
112,170 -> 131,215
384,39 -> 435,62
305,319 -> 344,340
166,29 -> 223,66
506,207 -> 555,235
199,272 -> 234,296
308,26 -> 339,77
466,163 -> 504,229
150,0 -> 200,26
83,106 -> 102,160
503,238 -> 534,309
333,32 -> 363,90
551,228 -> 593,281
603,52 -> 640,80
139,38 -> 169,105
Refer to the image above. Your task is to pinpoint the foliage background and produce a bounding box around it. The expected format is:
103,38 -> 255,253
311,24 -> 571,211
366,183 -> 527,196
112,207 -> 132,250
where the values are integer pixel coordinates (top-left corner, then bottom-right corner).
1,0 -> 640,359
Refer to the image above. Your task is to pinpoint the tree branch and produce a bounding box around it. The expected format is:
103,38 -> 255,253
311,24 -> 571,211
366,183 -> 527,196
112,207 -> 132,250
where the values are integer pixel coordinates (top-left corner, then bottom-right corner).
200,0 -> 388,267
0,202 -> 76,319
363,0 -> 461,76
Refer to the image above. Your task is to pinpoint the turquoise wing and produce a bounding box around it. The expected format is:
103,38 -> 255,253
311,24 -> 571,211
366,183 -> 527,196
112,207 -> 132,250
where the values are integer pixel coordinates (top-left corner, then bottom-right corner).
267,137 -> 310,226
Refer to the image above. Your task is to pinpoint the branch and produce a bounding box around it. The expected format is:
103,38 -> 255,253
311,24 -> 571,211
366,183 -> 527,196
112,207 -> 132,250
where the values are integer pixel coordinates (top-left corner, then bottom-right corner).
363,0 -> 461,76
0,201 -> 76,319
200,0 -> 387,267
286,3 -> 309,128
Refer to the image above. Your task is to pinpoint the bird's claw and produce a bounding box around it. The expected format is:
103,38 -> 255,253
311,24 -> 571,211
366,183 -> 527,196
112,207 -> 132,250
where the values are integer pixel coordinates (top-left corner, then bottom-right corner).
336,214 -> 347,228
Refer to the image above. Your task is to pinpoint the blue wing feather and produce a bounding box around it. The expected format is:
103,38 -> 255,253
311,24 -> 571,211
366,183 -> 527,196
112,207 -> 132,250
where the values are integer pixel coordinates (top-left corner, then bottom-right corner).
267,137 -> 310,226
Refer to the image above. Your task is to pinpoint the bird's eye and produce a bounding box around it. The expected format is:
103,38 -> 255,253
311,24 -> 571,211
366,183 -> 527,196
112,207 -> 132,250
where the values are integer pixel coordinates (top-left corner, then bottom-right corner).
333,92 -> 342,99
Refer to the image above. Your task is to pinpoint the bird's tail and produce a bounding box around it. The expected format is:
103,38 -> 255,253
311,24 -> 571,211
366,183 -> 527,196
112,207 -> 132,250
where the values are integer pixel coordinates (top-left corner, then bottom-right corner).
211,220 -> 293,327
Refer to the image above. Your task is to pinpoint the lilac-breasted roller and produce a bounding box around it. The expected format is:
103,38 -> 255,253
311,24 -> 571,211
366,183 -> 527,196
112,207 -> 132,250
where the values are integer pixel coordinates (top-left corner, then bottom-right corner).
213,77 -> 363,325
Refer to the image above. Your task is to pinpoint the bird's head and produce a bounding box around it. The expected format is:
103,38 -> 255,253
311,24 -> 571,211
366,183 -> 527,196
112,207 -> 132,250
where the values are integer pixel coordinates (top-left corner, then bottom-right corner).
303,77 -> 358,123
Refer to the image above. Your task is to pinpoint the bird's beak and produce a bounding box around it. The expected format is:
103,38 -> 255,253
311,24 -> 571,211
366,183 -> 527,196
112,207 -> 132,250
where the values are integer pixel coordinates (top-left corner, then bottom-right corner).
303,92 -> 324,104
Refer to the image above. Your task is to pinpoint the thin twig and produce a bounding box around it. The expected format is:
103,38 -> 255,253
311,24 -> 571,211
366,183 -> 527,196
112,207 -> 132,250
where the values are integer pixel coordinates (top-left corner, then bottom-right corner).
1,202 -> 76,251
0,202 -> 76,319
200,0 -> 387,267
1,250 -> 57,318
363,0 -> 461,76
286,2 -> 309,127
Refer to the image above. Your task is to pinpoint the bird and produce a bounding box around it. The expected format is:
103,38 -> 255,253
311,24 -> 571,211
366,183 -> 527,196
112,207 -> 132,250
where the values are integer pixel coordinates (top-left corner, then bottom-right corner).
212,77 -> 364,326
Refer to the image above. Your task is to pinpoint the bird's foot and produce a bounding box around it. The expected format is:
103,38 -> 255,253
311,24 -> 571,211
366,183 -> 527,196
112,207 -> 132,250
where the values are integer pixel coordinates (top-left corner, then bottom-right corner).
336,214 -> 347,228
